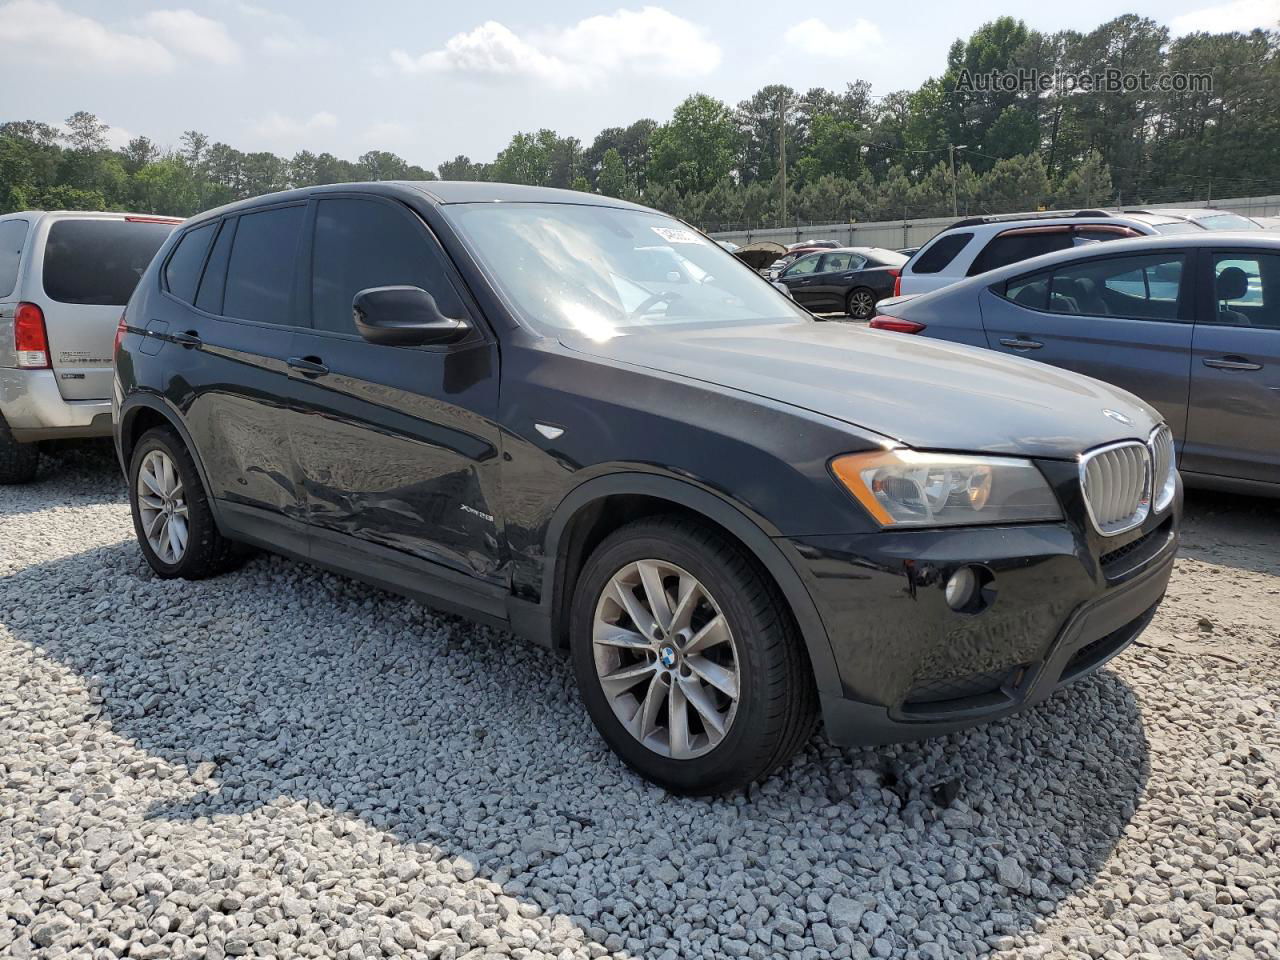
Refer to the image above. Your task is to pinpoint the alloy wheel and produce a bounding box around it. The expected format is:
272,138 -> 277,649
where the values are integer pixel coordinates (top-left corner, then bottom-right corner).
592,559 -> 740,759
849,290 -> 875,319
136,449 -> 189,564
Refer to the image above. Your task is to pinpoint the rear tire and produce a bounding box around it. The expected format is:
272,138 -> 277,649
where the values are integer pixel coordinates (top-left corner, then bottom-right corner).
128,427 -> 243,579
847,287 -> 877,320
0,414 -> 39,484
570,516 -> 817,795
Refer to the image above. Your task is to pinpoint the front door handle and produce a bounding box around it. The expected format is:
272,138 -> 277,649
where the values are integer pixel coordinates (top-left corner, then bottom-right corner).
999,337 -> 1044,350
1203,356 -> 1262,371
287,356 -> 329,377
171,331 -> 201,348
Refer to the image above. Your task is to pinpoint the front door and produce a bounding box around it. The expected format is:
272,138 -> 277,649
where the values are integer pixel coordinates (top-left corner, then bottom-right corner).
285,194 -> 506,603
778,253 -> 824,308
1181,250 -> 1280,485
980,249 -> 1195,442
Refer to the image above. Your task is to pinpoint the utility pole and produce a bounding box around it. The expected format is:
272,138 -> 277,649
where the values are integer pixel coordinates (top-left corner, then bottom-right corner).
779,94 -> 787,227
950,144 -> 968,218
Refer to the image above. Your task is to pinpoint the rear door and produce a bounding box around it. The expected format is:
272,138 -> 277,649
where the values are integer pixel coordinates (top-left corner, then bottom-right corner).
285,194 -> 506,599
176,204 -> 310,523
1181,249 -> 1280,484
980,249 -> 1196,440
35,216 -> 176,400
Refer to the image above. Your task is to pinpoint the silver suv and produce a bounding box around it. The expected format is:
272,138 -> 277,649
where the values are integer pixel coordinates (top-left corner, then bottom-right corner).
0,211 -> 178,482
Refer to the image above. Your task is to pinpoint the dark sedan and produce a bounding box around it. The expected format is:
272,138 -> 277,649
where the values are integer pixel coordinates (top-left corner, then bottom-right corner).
871,232 -> 1280,496
777,246 -> 907,318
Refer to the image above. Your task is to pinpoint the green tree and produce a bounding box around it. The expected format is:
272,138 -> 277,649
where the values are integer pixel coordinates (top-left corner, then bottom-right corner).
597,148 -> 627,198
647,94 -> 739,194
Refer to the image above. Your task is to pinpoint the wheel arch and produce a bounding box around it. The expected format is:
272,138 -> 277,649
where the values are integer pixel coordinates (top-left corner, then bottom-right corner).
537,472 -> 841,696
118,395 -> 223,527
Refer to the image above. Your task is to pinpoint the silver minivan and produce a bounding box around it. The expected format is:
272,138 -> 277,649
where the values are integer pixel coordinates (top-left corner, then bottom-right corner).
0,211 -> 179,482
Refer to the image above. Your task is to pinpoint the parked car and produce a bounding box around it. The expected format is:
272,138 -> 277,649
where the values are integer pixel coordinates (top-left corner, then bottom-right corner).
1122,208 -> 1263,232
898,209 -> 1203,297
871,232 -> 1280,496
0,211 -> 180,482
790,239 -> 840,250
898,246 -> 920,257
776,246 -> 907,318
765,245 -> 838,280
115,182 -> 1180,794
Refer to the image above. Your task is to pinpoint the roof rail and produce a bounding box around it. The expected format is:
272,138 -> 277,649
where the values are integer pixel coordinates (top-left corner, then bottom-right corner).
945,209 -> 1116,230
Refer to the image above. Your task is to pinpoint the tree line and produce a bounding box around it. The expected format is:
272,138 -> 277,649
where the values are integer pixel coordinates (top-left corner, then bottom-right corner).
3,14 -> 1277,232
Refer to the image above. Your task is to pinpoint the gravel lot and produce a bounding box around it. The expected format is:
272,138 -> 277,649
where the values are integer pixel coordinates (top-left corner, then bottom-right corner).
2,444 -> 1278,960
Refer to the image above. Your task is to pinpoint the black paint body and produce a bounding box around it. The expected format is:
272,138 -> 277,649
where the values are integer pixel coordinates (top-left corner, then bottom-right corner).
114,181 -> 1180,746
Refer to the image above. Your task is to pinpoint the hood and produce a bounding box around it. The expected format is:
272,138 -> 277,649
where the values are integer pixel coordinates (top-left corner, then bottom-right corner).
562,321 -> 1161,459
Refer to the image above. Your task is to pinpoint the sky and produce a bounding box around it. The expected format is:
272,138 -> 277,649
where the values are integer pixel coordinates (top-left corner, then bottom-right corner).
1,0 -> 1278,169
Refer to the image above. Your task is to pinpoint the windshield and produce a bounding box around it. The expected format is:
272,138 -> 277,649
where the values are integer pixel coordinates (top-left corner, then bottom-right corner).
1150,221 -> 1203,235
446,202 -> 808,339
1196,213 -> 1261,231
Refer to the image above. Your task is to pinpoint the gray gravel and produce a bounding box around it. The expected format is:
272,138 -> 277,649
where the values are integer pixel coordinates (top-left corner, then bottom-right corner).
1,446 -> 1278,960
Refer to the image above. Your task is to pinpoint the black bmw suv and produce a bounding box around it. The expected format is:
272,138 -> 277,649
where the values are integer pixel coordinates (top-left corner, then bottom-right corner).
114,182 -> 1180,794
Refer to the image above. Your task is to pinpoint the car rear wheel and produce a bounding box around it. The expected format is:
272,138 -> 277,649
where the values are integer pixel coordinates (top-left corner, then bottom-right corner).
0,414 -> 39,484
129,427 -> 244,579
571,516 -> 817,794
847,287 -> 877,320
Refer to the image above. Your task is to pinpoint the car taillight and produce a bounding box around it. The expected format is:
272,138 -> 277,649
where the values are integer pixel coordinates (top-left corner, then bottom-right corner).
891,268 -> 902,298
869,314 -> 927,334
114,313 -> 128,357
14,302 -> 50,368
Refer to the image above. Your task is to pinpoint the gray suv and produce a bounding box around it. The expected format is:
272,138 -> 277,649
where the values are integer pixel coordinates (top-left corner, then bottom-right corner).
0,211 -> 178,482
871,232 -> 1280,496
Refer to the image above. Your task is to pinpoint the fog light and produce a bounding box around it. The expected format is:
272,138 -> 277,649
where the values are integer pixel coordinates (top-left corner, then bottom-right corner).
945,567 -> 979,610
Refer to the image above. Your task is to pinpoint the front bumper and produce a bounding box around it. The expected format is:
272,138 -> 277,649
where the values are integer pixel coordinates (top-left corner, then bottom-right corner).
783,472 -> 1179,746
0,368 -> 113,441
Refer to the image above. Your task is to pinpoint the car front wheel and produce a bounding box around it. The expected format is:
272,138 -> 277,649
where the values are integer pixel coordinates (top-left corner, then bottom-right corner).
571,516 -> 817,794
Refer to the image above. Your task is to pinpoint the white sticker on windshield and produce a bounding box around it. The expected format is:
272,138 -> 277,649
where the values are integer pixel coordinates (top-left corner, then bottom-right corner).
651,226 -> 703,245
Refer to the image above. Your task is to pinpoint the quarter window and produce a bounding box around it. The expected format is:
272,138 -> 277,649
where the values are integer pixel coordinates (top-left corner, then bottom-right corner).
310,198 -> 465,336
1211,254 -> 1279,329
222,205 -> 305,325
911,232 -> 972,274
0,219 -> 28,298
163,222 -> 215,304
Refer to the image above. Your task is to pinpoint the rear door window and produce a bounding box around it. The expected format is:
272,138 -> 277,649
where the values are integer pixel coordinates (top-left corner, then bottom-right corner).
310,197 -> 465,336
968,228 -> 1073,276
1049,253 -> 1187,321
42,219 -> 175,305
910,232 -> 972,274
195,219 -> 235,315
818,252 -> 854,273
0,219 -> 29,297
222,205 -> 306,325
163,222 -> 216,305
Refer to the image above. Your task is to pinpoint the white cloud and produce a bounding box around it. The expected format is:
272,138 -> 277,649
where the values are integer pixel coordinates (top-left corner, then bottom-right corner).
784,18 -> 882,58
390,6 -> 720,88
231,2 -> 331,56
136,9 -> 241,64
250,112 -> 339,140
1170,0 -> 1280,34
0,0 -> 175,73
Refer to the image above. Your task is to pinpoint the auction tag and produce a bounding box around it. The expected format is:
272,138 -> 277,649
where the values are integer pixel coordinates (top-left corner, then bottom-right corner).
651,226 -> 703,244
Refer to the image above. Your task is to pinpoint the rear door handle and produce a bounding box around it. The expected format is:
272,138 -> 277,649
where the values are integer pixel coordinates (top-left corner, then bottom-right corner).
1203,356 -> 1262,371
999,337 -> 1043,350
287,356 -> 329,377
171,331 -> 201,348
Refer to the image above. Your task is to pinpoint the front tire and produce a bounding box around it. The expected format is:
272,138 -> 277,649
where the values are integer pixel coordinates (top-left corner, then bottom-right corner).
128,427 -> 242,579
847,287 -> 877,320
0,414 -> 39,484
571,516 -> 817,794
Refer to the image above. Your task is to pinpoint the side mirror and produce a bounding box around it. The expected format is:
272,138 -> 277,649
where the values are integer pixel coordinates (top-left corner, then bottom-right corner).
352,286 -> 470,346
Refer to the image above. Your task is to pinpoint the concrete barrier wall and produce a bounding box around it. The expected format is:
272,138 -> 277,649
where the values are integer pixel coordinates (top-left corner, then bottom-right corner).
708,195 -> 1280,249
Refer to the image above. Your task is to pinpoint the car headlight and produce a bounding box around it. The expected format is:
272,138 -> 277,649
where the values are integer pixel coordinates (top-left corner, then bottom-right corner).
831,449 -> 1063,528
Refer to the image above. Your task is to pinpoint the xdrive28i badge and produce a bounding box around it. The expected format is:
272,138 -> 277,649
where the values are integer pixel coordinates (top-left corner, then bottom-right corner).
1102,408 -> 1134,426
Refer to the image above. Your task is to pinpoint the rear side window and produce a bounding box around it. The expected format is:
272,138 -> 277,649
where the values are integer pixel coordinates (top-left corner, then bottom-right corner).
195,219 -> 235,314
1050,253 -> 1186,321
43,219 -> 174,305
0,219 -> 29,297
911,232 -> 972,274
968,229 -> 1073,276
310,198 -> 464,336
223,205 -> 305,325
163,223 -> 216,304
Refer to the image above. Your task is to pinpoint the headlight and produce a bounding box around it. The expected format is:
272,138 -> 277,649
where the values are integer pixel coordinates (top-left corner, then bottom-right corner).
831,449 -> 1063,528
